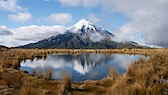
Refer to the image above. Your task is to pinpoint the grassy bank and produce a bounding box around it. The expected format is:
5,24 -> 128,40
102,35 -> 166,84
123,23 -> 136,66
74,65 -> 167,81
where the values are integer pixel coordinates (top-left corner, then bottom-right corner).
0,48 -> 167,95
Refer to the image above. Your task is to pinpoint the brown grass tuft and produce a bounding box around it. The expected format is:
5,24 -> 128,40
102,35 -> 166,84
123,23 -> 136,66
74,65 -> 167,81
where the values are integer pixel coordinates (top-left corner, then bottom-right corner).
59,74 -> 72,95
19,86 -> 43,95
108,67 -> 118,80
45,67 -> 52,80
32,68 -> 35,76
3,73 -> 23,89
37,70 -> 44,78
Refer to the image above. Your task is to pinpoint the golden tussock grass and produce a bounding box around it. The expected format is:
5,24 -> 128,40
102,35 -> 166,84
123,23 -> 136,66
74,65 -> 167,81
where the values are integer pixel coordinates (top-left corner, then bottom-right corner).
3,72 -> 23,89
32,68 -> 35,76
0,48 -> 168,95
107,49 -> 168,95
37,70 -> 44,79
18,86 -> 43,95
108,67 -> 118,80
31,67 -> 52,80
59,74 -> 72,95
45,67 -> 52,80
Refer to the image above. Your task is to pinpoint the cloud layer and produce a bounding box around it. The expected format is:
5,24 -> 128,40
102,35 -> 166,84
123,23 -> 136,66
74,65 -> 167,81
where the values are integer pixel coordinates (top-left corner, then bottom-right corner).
0,25 -> 67,47
59,0 -> 168,47
110,0 -> 168,47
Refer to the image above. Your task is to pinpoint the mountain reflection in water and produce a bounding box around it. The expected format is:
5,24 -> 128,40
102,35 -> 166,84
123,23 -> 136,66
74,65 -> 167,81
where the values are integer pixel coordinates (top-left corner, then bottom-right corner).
20,53 -> 148,81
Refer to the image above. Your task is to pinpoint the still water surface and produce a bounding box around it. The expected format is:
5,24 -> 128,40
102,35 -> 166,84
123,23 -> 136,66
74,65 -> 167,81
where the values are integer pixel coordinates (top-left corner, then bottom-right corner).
20,53 -> 148,81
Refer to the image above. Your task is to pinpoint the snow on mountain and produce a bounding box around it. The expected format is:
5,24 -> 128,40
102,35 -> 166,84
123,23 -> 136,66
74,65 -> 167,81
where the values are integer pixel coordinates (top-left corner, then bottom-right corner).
69,19 -> 114,42
70,19 -> 96,32
44,19 -> 112,42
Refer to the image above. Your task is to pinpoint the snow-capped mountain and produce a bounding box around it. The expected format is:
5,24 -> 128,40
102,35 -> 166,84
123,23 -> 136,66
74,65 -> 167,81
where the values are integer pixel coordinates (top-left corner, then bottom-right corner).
19,19 -> 144,49
69,19 -> 113,42
70,19 -> 95,32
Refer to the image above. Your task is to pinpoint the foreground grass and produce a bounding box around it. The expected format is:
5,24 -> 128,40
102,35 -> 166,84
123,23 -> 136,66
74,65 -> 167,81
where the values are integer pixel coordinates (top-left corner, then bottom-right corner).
0,48 -> 167,95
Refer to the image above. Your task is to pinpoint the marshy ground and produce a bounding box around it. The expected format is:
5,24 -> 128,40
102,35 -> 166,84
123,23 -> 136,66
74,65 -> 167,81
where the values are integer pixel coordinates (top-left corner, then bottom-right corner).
0,48 -> 168,95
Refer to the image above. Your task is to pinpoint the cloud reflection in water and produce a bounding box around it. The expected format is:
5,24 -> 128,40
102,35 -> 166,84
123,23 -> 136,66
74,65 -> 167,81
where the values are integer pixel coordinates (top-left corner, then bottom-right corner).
20,53 -> 148,81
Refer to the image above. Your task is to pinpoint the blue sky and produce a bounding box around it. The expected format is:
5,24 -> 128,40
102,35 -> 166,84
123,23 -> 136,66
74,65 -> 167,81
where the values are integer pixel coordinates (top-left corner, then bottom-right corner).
0,0 -> 128,29
0,0 -> 168,47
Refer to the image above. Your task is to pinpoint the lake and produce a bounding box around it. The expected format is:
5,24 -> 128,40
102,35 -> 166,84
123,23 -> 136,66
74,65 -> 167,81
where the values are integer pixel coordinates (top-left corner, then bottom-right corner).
20,53 -> 148,81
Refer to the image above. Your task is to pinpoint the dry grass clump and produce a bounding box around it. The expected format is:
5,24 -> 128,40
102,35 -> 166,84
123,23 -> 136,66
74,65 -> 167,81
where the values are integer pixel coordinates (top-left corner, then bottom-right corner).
3,72 -> 23,89
127,62 -> 155,86
0,60 -> 11,68
45,67 -> 52,80
11,60 -> 20,69
108,67 -> 118,80
0,60 -> 20,69
18,86 -> 43,95
37,70 -> 45,78
106,76 -> 129,95
32,68 -> 35,76
59,74 -> 72,95
31,67 -> 52,80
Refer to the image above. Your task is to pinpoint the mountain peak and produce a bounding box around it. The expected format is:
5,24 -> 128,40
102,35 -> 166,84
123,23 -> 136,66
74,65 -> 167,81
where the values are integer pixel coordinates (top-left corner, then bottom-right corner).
70,19 -> 95,32
75,19 -> 93,26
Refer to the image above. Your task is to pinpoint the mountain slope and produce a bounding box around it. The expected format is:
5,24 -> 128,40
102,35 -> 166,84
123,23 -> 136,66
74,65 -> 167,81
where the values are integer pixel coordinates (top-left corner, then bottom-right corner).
19,19 -> 143,49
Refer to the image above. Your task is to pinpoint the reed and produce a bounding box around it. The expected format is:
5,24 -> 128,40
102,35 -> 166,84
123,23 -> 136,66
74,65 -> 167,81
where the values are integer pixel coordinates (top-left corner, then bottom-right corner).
59,74 -> 72,95
45,67 -> 52,80
108,67 -> 118,80
32,68 -> 35,76
37,70 -> 44,78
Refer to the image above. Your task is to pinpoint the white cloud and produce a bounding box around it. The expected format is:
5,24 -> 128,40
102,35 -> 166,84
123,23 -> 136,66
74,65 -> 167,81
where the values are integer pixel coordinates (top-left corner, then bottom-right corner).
0,26 -> 12,35
59,0 -> 168,47
109,0 -> 168,47
59,0 -> 80,6
46,13 -> 72,25
82,0 -> 101,8
12,25 -> 66,41
0,0 -> 24,12
0,25 -> 67,47
8,12 -> 32,22
59,0 -> 101,8
89,32 -> 105,42
87,14 -> 100,23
